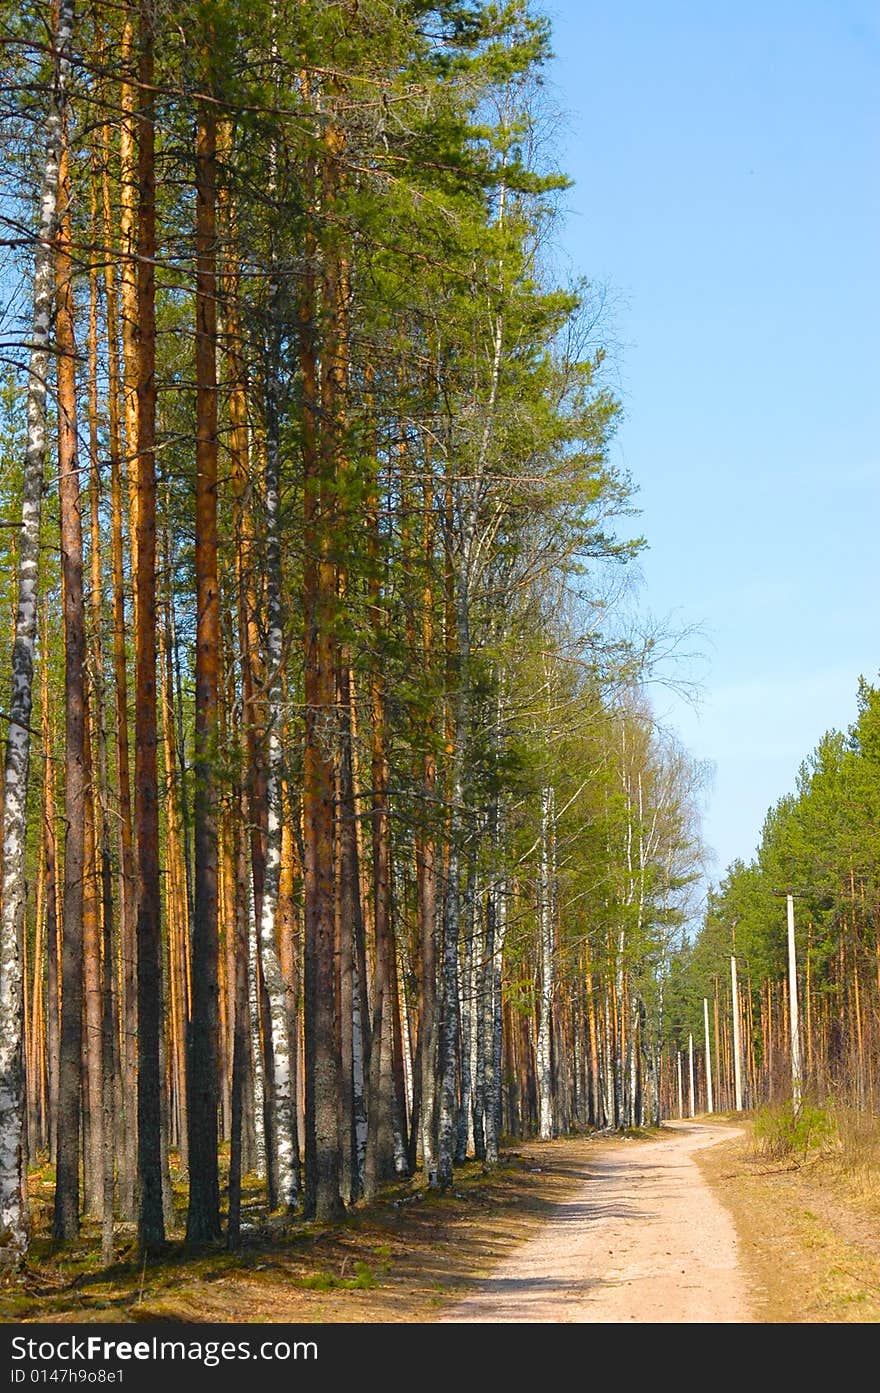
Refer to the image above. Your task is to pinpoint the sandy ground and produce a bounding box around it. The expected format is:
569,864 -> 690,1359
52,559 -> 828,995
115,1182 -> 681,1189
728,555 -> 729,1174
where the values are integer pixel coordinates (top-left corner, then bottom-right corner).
445,1120 -> 753,1323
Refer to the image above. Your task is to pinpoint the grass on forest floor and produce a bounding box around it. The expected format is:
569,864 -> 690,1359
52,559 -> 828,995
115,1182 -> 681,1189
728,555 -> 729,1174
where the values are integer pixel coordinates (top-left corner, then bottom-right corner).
0,1136 -> 610,1324
8,1113 -> 879,1324
696,1104 -> 880,1323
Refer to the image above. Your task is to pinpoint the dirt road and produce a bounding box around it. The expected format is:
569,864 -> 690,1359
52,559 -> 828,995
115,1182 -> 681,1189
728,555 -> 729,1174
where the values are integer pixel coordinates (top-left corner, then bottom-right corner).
446,1120 -> 753,1323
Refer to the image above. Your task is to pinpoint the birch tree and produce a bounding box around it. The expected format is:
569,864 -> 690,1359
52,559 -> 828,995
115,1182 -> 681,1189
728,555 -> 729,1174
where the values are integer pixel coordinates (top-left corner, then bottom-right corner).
0,0 -> 73,1265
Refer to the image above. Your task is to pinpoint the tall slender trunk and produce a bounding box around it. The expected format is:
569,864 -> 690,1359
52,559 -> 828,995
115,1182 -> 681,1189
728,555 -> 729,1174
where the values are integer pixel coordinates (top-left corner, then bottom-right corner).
186,94 -> 222,1243
87,171 -> 117,1256
249,264 -> 298,1210
0,0 -> 72,1263
134,0 -> 164,1249
278,794 -> 303,1193
389,922 -> 409,1170
584,936 -> 601,1126
336,657 -> 364,1202
417,483 -> 439,1183
437,805 -> 462,1188
470,886 -> 487,1162
364,511 -> 396,1194
456,862 -> 475,1162
536,784 -> 555,1141
119,16 -> 139,611
227,781 -> 250,1250
159,563 -> 189,1166
436,539 -> 472,1189
27,816 -> 47,1156
301,127 -> 343,1221
100,107 -> 138,1217
82,202 -> 104,1222
42,636 -> 60,1163
80,642 -> 102,1218
489,874 -> 507,1162
302,642 -> 341,1218
53,134 -> 86,1243
247,893 -> 267,1180
216,762 -> 232,1146
417,827 -> 438,1180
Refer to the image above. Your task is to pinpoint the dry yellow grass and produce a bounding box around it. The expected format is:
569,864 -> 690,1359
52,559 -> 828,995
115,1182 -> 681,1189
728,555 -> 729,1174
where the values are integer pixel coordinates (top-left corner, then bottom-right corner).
0,1139 -> 612,1324
7,1115 -> 880,1324
696,1111 -> 880,1323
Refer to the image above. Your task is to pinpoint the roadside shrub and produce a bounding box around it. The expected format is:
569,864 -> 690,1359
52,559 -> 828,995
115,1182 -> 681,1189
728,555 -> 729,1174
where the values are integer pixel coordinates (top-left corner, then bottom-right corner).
752,1101 -> 835,1163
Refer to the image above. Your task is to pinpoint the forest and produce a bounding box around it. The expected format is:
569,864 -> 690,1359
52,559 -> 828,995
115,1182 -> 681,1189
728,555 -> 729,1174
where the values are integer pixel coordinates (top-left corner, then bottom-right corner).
0,0 -> 874,1282
675,678 -> 880,1120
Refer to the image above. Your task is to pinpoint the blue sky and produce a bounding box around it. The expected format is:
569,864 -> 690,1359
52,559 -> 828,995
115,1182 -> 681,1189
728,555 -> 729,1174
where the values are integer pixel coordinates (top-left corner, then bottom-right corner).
545,0 -> 880,887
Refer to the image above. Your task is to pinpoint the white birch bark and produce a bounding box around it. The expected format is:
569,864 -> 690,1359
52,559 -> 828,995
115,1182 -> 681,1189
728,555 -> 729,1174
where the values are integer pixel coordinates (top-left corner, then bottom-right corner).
256,351 -> 297,1207
246,898 -> 266,1178
731,955 -> 743,1112
536,786 -> 555,1140
470,878 -> 485,1160
703,996 -> 714,1114
399,959 -> 414,1137
479,871 -> 497,1164
436,567 -> 473,1186
0,0 -> 72,1264
483,870 -> 507,1166
786,893 -> 802,1113
456,867 -> 475,1161
392,947 -> 408,1175
491,880 -> 507,1146
435,159 -> 507,1185
436,797 -> 462,1187
419,845 -> 439,1183
351,933 -> 367,1187
628,997 -> 639,1126
603,997 -> 615,1127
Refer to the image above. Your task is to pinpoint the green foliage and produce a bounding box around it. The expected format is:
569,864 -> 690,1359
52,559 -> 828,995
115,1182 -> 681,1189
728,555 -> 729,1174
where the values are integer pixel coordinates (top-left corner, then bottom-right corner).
301,1260 -> 377,1291
1,0 -> 709,1196
671,673 -> 880,1071
752,1101 -> 834,1163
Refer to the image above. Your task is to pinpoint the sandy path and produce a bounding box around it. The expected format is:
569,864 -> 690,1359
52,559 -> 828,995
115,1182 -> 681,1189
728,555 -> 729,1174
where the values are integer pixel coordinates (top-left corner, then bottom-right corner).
446,1120 -> 753,1323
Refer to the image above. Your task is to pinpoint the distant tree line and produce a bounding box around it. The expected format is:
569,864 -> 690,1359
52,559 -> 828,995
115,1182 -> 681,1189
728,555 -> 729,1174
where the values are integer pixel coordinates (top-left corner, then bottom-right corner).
668,678 -> 880,1118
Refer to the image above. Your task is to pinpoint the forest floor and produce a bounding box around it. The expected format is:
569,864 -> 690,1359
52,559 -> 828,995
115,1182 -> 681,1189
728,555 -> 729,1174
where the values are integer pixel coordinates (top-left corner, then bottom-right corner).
696,1115 -> 880,1322
3,1116 -> 880,1323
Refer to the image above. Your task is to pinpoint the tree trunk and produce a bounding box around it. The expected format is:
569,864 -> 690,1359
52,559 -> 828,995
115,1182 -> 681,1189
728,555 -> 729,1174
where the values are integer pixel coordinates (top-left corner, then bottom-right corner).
227,783 -> 250,1250
79,640 -> 102,1219
436,811 -> 462,1188
134,0 -> 164,1250
0,0 -> 72,1263
436,541 -> 473,1188
159,563 -> 189,1166
86,187 -> 118,1257
537,786 -> 555,1140
100,116 -> 138,1219
300,130 -> 343,1220
53,134 -> 86,1244
83,181 -> 110,1230
42,640 -> 60,1164
364,546 -> 396,1194
247,894 -> 267,1180
457,863 -> 475,1162
254,272 -> 298,1210
417,482 -> 439,1183
336,658 -> 365,1202
186,95 -> 222,1243
27,818 -> 47,1157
